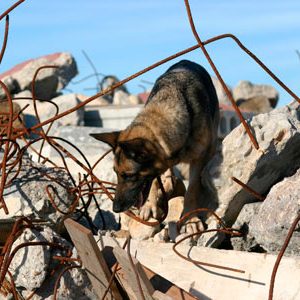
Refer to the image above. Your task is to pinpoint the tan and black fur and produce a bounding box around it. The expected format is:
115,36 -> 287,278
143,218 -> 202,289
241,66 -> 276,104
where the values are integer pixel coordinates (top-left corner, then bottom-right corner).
91,60 -> 219,233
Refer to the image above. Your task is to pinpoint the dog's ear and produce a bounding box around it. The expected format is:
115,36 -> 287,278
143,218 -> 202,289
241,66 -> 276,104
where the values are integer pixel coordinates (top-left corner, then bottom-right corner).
90,131 -> 120,149
119,138 -> 156,163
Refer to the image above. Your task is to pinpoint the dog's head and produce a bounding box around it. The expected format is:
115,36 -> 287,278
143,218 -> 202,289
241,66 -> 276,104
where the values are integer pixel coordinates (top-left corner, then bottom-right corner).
91,131 -> 166,213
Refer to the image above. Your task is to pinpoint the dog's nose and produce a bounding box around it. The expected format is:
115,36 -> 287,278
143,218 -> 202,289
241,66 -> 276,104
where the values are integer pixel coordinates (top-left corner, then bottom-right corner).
113,201 -> 122,213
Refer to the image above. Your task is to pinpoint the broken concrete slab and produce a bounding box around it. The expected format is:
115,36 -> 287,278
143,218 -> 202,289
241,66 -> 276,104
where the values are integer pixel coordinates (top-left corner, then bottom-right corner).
0,76 -> 19,99
0,52 -> 78,100
211,77 -> 232,106
9,228 -> 52,290
250,168 -> 300,256
17,93 -> 84,137
1,156 -> 76,229
233,80 -> 279,108
231,202 -> 262,252
100,236 -> 300,300
113,90 -> 141,106
28,126 -> 117,183
23,263 -> 97,300
8,225 -> 96,299
237,95 -> 273,114
84,104 -> 142,128
201,101 -> 300,246
9,226 -> 71,291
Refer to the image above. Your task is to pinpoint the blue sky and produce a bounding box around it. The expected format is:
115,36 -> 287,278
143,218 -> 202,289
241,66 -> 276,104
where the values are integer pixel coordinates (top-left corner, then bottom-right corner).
0,0 -> 299,107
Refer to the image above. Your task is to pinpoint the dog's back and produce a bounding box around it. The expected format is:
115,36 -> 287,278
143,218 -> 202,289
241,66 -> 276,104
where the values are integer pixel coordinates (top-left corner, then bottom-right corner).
131,60 -> 219,164
149,60 -> 218,120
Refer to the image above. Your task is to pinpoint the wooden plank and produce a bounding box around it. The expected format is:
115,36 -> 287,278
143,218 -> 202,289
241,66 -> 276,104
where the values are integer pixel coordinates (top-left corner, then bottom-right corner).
152,290 -> 173,300
64,218 -> 122,300
142,266 -> 196,300
100,236 -> 300,300
101,240 -> 200,300
113,246 -> 155,300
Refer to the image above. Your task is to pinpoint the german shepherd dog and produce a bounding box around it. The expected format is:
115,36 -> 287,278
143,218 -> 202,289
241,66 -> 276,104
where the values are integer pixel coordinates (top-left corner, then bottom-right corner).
91,60 -> 219,234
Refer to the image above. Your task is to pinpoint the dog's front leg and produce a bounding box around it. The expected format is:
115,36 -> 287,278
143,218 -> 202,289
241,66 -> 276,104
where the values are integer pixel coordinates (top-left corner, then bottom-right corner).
180,161 -> 205,235
139,169 -> 175,220
139,177 -> 160,220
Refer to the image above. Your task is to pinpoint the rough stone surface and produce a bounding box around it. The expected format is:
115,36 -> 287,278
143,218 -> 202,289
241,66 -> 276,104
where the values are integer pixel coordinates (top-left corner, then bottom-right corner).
153,228 -> 169,242
231,202 -> 262,252
28,126 -> 117,184
18,93 -> 84,136
0,76 -> 18,99
211,77 -> 232,106
237,95 -> 273,114
23,250 -> 96,299
48,93 -> 84,127
233,80 -> 279,108
9,228 -> 50,290
128,217 -> 161,240
113,90 -> 140,105
164,196 -> 184,224
1,156 -> 76,228
9,227 -> 71,291
200,101 -> 300,246
250,169 -> 300,255
0,101 -> 23,132
0,52 -> 78,100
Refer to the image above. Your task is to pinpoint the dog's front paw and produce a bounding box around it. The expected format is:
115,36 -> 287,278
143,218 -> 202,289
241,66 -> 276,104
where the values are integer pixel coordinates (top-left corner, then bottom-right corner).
179,216 -> 204,236
139,201 -> 159,220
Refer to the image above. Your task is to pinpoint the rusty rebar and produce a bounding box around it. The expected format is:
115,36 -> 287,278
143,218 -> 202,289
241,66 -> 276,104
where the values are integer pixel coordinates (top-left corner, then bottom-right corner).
173,228 -> 244,273
268,213 -> 300,300
0,15 -> 9,65
100,237 -> 129,300
231,176 -> 265,201
127,236 -> 146,300
0,0 -> 25,21
53,264 -> 82,300
184,0 -> 259,150
0,1 -> 299,299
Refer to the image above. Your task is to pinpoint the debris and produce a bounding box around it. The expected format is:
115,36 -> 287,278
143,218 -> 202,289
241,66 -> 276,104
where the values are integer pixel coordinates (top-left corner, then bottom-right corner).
1,156 -> 76,230
0,52 -> 78,100
231,202 -> 262,252
47,94 -> 85,127
211,76 -> 232,106
9,228 -> 53,290
127,216 -> 161,240
200,101 -> 300,247
236,95 -> 273,114
0,101 -> 23,134
100,235 -> 300,300
7,226 -> 73,291
1,1 -> 300,299
233,80 -> 279,108
113,90 -> 141,106
250,168 -> 300,256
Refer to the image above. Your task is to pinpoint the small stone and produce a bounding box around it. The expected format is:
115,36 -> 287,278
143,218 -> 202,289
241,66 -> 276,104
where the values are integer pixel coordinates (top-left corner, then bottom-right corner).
128,217 -> 160,240
153,228 -> 169,243
164,196 -> 184,224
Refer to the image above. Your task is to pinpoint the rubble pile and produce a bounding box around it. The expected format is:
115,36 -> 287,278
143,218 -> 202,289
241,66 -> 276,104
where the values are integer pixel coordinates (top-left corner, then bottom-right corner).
1,52 -> 299,299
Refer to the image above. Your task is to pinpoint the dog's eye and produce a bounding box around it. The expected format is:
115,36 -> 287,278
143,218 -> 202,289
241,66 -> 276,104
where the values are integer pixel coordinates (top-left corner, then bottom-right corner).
121,173 -> 137,181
